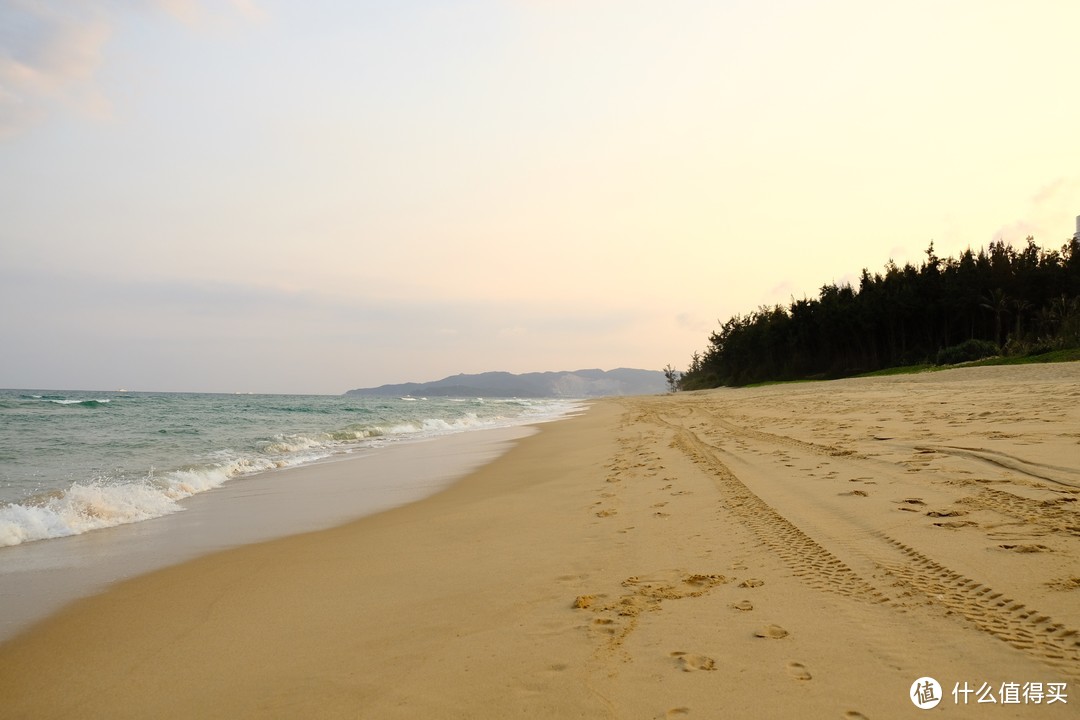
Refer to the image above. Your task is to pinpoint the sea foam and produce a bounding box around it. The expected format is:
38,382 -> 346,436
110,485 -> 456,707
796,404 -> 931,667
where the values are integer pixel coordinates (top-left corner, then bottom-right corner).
0,392 -> 582,548
0,461 -> 258,547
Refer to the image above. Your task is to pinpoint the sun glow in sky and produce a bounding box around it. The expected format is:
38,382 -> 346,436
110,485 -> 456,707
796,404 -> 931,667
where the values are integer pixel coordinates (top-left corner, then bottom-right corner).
2,0 -> 1078,394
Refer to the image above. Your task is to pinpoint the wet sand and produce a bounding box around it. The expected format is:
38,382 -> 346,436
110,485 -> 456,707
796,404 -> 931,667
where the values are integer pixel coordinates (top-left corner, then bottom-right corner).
0,426 -> 533,643
1,364 -> 1078,718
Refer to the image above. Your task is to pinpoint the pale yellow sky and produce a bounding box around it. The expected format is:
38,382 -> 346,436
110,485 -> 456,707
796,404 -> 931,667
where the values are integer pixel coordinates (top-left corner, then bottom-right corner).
1,0 -> 1077,393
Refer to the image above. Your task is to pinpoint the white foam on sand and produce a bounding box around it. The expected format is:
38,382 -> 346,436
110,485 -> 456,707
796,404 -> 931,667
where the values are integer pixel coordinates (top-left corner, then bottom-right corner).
0,425 -> 536,643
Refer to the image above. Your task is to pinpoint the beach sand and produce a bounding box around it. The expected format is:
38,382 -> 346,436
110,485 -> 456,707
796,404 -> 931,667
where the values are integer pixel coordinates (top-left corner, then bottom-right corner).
0,425 -> 535,644
1,364 -> 1078,718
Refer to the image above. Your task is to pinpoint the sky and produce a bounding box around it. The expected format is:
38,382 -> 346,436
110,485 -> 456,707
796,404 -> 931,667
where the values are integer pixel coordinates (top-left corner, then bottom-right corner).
1,0 -> 1078,395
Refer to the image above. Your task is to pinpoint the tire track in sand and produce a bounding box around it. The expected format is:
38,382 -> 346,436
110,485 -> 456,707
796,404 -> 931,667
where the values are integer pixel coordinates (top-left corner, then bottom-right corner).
649,405 -> 1080,680
666,418 -> 887,603
959,486 -> 1080,538
877,534 -> 1080,677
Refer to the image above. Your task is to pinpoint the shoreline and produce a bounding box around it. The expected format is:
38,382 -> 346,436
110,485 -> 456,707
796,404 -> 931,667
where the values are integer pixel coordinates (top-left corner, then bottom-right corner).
0,423 -> 540,643
1,364 -> 1078,718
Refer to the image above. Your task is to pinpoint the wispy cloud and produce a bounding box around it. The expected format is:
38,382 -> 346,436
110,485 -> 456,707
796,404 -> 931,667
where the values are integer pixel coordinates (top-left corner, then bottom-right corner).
675,312 -> 710,334
0,0 -> 266,139
155,0 -> 204,26
155,0 -> 267,28
991,177 -> 1080,245
228,0 -> 267,24
0,267 -> 642,392
0,2 -> 111,137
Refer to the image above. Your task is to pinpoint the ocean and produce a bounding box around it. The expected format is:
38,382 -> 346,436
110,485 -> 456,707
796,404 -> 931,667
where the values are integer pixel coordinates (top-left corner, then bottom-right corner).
0,389 -> 579,549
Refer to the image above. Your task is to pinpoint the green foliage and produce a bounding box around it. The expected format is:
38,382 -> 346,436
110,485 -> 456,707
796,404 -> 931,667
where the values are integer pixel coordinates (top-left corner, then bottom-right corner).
662,364 -> 680,393
965,347 -> 1080,367
935,339 -> 999,365
854,364 -> 935,378
680,235 -> 1080,389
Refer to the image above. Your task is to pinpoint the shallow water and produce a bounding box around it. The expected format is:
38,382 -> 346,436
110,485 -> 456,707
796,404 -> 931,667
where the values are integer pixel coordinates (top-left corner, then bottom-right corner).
0,424 -> 541,642
0,390 -> 577,547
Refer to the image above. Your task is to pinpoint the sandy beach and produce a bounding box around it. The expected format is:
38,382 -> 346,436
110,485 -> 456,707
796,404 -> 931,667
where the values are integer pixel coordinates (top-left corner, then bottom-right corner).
0,425 -> 536,644
2,364 -> 1078,718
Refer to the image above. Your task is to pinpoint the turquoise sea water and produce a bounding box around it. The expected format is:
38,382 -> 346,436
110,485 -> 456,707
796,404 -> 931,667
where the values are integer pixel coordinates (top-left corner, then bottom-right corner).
0,389 -> 577,547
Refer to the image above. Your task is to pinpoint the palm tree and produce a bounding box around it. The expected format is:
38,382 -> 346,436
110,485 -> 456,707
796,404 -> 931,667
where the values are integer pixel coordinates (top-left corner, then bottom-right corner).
980,289 -> 1009,348
1010,298 -> 1033,343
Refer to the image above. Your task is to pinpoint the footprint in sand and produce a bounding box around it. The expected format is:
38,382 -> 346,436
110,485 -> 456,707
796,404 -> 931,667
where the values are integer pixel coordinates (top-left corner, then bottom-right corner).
573,595 -> 597,609
730,600 -> 754,612
670,651 -> 717,672
998,543 -> 1052,553
787,661 -> 812,680
754,624 -> 789,639
739,578 -> 765,588
1046,576 -> 1080,591
840,490 -> 868,497
665,708 -> 691,718
591,618 -> 616,635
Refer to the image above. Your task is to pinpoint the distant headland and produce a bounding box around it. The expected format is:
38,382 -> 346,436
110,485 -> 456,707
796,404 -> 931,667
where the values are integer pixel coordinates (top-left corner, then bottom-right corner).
344,368 -> 667,398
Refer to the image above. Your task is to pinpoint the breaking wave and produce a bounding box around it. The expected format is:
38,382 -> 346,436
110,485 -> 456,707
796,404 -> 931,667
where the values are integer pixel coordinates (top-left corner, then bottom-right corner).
0,394 -> 582,547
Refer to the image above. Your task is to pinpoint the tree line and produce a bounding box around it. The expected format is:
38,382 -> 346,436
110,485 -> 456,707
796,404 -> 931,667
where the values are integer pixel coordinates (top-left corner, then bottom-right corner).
680,235 -> 1080,390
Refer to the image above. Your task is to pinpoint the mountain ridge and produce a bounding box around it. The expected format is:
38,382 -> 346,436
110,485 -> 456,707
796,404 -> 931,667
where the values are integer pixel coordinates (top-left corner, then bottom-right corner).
344,368 -> 666,398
